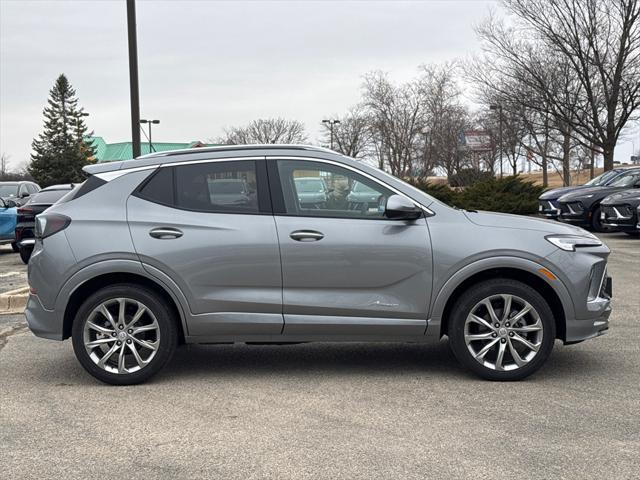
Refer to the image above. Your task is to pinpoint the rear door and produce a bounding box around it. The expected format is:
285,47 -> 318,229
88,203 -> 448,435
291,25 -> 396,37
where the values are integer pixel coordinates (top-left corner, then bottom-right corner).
127,158 -> 283,337
269,158 -> 433,338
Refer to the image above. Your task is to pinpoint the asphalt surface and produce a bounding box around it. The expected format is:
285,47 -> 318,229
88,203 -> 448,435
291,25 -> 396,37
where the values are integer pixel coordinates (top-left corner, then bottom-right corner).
1,233 -> 638,479
0,244 -> 26,294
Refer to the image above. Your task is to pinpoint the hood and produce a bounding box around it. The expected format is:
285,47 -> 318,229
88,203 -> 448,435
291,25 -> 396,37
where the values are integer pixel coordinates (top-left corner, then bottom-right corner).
558,186 -> 622,202
539,185 -> 588,200
464,210 -> 587,235
601,188 -> 640,206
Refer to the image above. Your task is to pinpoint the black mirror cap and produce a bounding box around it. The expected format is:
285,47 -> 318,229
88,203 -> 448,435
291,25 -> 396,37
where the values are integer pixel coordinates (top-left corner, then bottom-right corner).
385,194 -> 423,220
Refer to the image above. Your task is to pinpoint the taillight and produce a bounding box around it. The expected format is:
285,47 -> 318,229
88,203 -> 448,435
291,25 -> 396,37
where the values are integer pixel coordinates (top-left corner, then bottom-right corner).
18,207 -> 34,214
35,213 -> 71,239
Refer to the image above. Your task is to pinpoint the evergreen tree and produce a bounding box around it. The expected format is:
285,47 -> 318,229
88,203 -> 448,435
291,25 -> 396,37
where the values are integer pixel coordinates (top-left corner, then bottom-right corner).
29,74 -> 95,186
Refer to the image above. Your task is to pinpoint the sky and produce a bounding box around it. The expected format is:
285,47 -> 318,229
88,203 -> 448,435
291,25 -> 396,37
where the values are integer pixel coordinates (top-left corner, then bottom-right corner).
1,0 -> 638,172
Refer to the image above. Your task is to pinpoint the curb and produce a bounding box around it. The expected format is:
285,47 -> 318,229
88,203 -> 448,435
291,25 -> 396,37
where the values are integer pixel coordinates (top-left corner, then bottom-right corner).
0,286 -> 29,314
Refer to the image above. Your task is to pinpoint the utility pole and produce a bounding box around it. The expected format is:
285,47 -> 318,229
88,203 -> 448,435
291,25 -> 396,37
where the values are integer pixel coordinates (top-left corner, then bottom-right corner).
490,104 -> 503,177
322,119 -> 341,150
140,119 -> 160,153
127,0 -> 141,158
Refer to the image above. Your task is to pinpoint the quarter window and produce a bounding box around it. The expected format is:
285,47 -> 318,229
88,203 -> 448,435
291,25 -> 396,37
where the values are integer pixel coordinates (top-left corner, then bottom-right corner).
276,160 -> 393,219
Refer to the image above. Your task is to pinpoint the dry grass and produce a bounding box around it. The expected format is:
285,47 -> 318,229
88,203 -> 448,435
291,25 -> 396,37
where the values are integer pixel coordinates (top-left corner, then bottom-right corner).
520,168 -> 604,188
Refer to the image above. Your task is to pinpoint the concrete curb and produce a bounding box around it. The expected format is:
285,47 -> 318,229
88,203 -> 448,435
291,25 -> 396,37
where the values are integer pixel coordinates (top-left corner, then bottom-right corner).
0,286 -> 29,314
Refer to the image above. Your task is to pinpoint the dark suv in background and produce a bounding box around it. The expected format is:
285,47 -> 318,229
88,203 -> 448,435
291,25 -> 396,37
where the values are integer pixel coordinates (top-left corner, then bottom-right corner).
600,189 -> 640,235
557,167 -> 640,231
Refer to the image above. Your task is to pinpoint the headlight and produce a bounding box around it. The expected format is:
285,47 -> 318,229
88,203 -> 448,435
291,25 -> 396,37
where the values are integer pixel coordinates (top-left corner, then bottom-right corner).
582,194 -> 594,198
545,234 -> 602,251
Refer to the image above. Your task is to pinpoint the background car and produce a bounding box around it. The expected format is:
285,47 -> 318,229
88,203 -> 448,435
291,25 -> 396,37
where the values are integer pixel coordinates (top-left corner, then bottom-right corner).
600,188 -> 640,236
208,178 -> 253,207
0,181 -> 41,207
0,197 -> 18,251
557,167 -> 640,231
15,184 -> 76,263
538,168 -> 628,219
293,176 -> 330,208
347,181 -> 384,213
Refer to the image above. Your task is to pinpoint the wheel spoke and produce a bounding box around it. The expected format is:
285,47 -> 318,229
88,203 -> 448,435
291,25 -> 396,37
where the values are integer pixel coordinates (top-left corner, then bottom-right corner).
86,337 -> 116,348
495,341 -> 506,371
501,295 -> 512,322
86,321 -> 114,335
483,299 -> 500,324
131,322 -> 158,336
128,342 -> 147,368
510,303 -> 532,323
465,331 -> 495,342
117,298 -> 126,325
125,303 -> 147,329
117,344 -> 126,373
468,314 -> 496,331
97,342 -> 120,367
511,318 -> 542,333
99,304 -> 117,330
507,338 -> 526,367
474,338 -> 499,360
132,336 -> 158,351
511,332 -> 540,352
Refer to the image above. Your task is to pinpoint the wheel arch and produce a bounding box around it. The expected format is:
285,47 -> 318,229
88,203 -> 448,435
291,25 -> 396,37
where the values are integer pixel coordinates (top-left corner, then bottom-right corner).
430,258 -> 572,342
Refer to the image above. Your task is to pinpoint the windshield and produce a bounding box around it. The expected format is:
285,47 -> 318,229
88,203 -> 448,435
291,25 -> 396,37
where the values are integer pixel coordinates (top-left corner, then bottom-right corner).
210,180 -> 245,194
0,184 -> 19,197
295,179 -> 325,193
609,171 -> 640,187
31,189 -> 71,204
585,170 -> 618,186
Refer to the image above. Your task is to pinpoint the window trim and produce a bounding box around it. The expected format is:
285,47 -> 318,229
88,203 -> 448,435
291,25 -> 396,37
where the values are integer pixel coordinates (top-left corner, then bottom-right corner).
267,156 -> 429,220
133,158 -> 273,215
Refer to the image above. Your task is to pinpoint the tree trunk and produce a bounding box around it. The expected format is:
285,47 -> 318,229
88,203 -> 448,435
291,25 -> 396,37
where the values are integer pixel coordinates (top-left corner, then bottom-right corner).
562,130 -> 571,186
541,155 -> 548,188
602,145 -> 615,172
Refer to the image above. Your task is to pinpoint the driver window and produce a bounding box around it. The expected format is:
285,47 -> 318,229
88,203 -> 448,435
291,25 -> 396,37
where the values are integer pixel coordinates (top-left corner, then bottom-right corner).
276,160 -> 393,219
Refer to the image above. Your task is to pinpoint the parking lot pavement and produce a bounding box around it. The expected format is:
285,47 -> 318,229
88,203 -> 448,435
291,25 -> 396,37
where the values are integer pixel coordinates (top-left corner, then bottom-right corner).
1,234 -> 638,479
0,244 -> 27,295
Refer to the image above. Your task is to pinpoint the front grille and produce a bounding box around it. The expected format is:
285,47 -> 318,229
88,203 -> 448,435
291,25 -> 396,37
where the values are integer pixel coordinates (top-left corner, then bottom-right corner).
559,201 -> 584,215
539,200 -> 559,214
602,204 -> 635,225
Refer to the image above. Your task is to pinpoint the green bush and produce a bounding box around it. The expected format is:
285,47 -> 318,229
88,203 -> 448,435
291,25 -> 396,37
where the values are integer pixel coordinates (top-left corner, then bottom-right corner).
407,175 -> 543,215
458,176 -> 544,215
449,168 -> 494,187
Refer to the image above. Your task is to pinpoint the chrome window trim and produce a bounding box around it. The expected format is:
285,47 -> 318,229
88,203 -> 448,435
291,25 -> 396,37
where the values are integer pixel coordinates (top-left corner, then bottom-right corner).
95,165 -> 157,181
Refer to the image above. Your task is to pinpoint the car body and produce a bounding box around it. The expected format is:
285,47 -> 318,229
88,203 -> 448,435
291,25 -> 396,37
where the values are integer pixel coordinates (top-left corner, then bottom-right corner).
600,188 -> 640,234
0,181 -> 41,207
557,167 -> 640,231
0,197 -> 18,248
293,176 -> 329,207
538,168 -> 628,219
15,184 -> 76,263
25,145 -> 612,384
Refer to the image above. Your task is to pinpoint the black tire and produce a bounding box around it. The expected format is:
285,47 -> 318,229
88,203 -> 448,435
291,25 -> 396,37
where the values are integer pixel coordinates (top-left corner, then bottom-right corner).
19,246 -> 32,264
448,278 -> 556,381
591,206 -> 611,233
72,284 -> 178,385
10,242 -> 19,253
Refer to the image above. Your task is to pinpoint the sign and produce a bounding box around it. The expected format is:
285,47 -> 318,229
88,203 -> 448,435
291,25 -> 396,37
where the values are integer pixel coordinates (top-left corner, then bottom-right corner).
461,130 -> 492,152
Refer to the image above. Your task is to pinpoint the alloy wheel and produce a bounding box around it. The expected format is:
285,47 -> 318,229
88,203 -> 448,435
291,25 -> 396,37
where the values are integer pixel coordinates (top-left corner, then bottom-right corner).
464,294 -> 544,371
83,298 -> 160,374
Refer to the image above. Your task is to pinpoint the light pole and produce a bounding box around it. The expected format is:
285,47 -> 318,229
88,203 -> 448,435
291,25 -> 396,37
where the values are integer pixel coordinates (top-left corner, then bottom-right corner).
322,119 -> 341,150
140,119 -> 160,152
490,104 -> 503,177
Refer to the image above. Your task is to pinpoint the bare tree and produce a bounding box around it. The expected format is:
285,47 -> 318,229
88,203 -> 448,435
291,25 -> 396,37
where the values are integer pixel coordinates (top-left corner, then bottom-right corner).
217,118 -> 308,145
320,106 -> 372,158
0,153 -> 8,178
502,0 -> 640,171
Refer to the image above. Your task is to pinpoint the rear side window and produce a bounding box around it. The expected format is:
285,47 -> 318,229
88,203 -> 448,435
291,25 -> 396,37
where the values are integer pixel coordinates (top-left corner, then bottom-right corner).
59,175 -> 107,203
137,167 -> 174,206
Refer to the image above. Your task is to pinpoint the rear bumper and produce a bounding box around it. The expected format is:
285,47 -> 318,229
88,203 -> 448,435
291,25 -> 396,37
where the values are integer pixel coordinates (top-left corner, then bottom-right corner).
24,293 -> 63,340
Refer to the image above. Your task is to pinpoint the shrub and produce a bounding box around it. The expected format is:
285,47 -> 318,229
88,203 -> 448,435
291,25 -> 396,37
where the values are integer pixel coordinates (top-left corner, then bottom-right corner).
448,168 -> 494,187
458,176 -> 544,215
406,178 -> 460,207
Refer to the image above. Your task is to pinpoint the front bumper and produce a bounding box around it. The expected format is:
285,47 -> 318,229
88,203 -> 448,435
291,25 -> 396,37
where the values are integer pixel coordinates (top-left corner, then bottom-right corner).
600,204 -> 638,231
538,200 -> 560,219
565,275 -> 612,344
558,202 -> 590,227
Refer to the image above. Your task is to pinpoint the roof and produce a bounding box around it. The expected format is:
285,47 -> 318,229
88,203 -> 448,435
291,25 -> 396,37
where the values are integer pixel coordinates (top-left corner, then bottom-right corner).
88,137 -> 210,162
139,144 -> 335,159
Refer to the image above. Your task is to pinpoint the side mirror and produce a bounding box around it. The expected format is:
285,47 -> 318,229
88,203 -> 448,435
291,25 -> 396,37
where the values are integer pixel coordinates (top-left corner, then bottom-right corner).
1,198 -> 17,208
385,194 -> 422,220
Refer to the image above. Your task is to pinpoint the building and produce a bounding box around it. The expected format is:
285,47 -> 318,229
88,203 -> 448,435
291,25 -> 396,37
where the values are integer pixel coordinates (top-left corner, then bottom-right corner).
88,137 -> 210,163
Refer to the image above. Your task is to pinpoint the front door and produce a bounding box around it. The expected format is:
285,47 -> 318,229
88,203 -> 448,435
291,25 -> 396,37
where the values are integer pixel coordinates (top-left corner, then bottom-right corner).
270,158 -> 433,338
127,158 -> 283,337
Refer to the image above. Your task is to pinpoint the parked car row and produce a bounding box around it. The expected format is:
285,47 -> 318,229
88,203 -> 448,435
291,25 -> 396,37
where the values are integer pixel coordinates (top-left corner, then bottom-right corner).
0,181 -> 78,262
538,166 -> 640,235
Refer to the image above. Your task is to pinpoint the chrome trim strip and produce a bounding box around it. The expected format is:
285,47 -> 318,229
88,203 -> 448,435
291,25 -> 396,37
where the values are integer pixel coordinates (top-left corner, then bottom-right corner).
95,165 -> 157,181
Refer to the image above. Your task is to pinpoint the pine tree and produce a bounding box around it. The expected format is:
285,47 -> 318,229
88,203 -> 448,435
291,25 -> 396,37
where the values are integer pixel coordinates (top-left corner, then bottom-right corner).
29,74 -> 95,186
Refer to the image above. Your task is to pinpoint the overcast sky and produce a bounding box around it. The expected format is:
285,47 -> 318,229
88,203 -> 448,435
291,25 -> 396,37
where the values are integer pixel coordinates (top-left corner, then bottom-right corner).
1,0 -> 638,171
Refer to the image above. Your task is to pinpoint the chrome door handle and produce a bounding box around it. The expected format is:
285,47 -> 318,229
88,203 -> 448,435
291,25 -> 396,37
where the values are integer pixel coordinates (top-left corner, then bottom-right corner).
149,227 -> 183,239
289,230 -> 324,242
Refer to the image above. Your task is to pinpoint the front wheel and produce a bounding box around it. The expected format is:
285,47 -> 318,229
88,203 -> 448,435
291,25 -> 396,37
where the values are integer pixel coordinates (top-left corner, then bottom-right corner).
448,279 -> 556,381
591,206 -> 612,233
71,284 -> 178,385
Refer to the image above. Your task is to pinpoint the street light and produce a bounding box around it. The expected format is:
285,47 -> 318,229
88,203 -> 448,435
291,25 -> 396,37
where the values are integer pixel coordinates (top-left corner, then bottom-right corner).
322,119 -> 341,150
140,119 -> 160,153
490,104 -> 503,178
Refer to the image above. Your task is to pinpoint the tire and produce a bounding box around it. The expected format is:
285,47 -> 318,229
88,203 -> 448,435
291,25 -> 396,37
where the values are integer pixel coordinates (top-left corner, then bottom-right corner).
591,206 -> 611,233
71,284 -> 178,385
10,242 -> 19,253
19,246 -> 32,264
448,278 -> 556,381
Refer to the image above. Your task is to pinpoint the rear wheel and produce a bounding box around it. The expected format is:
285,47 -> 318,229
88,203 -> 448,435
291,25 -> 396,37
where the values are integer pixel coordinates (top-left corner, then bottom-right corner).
10,242 -> 19,253
448,279 -> 555,381
19,246 -> 32,264
71,284 -> 178,385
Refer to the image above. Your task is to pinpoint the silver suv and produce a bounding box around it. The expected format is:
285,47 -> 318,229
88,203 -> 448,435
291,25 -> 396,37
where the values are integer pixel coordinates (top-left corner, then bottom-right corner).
25,145 -> 612,384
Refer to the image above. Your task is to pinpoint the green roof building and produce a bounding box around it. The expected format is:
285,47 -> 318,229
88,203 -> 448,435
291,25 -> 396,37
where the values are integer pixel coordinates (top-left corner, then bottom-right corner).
88,137 -> 210,162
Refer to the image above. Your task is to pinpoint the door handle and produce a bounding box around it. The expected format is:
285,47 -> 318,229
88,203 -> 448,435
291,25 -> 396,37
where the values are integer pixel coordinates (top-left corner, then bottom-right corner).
149,227 -> 183,239
289,230 -> 324,242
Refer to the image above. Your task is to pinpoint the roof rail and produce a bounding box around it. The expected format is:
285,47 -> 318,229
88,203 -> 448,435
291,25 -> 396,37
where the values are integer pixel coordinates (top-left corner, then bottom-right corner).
138,144 -> 337,159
